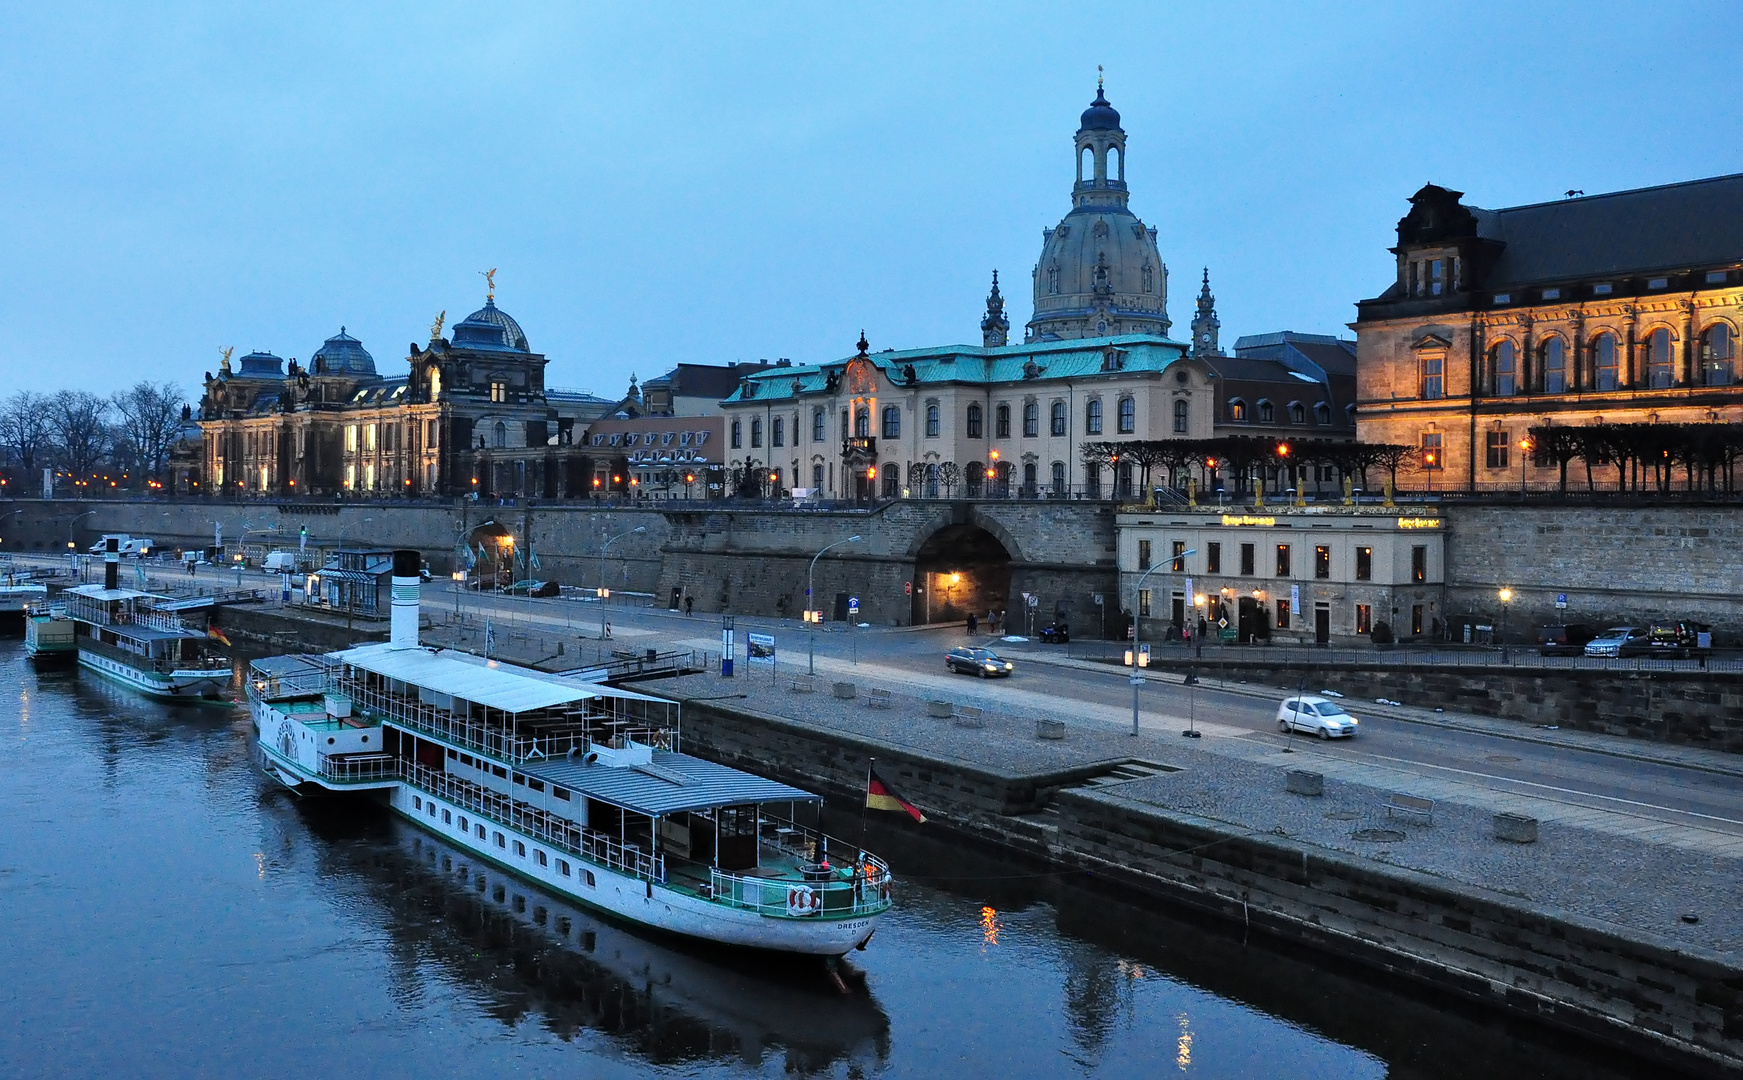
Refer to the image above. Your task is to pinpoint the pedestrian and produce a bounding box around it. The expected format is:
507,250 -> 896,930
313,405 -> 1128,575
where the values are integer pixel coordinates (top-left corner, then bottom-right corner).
684,595 -> 694,616
966,613 -> 978,636
987,608 -> 998,635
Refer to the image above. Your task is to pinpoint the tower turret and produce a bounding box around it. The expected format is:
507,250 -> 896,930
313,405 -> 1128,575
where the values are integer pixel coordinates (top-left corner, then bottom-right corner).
1191,268 -> 1221,358
980,270 -> 1010,347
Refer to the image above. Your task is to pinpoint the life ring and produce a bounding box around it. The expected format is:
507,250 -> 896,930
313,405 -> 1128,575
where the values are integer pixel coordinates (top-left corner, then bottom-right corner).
786,885 -> 818,916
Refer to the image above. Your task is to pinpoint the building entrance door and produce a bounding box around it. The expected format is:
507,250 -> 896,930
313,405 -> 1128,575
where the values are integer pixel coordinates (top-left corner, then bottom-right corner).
1237,596 -> 1259,643
833,592 -> 850,622
1315,605 -> 1330,645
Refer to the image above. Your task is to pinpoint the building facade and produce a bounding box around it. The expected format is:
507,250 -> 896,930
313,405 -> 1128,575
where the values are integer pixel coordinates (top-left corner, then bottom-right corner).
1354,177 -> 1743,488
580,415 -> 726,498
1117,506 -> 1447,645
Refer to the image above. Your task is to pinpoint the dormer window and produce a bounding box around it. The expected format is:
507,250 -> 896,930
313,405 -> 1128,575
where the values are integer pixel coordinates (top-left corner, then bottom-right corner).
1257,400 -> 1275,424
1706,270 -> 1728,285
1648,277 -> 1669,290
1314,402 -> 1331,425
1592,283 -> 1613,296
1429,258 -> 1445,296
1541,287 -> 1561,301
694,431 -> 709,446
1288,401 -> 1305,424
1229,398 -> 1247,422
1493,293 -> 1511,304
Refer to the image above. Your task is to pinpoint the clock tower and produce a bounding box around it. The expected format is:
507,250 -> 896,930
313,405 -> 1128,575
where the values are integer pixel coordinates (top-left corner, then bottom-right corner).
1190,268 -> 1221,358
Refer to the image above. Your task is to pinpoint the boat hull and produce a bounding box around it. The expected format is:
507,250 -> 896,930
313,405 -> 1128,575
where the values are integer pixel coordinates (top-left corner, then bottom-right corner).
78,650 -> 230,700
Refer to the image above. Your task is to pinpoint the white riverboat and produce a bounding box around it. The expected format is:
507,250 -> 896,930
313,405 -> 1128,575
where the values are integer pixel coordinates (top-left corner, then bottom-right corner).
0,583 -> 48,620
62,583 -> 233,699
247,551 -> 891,958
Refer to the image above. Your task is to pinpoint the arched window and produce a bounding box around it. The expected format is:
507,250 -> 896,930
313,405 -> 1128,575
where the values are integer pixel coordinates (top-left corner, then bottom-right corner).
812,408 -> 826,442
1079,146 -> 1093,183
1173,399 -> 1189,434
1051,460 -> 1066,495
1110,145 -> 1123,181
925,404 -> 940,437
882,471 -> 899,499
1047,264 -> 1060,295
996,404 -> 1011,438
1085,399 -> 1103,435
812,463 -> 825,487
1492,340 -> 1517,396
750,418 -> 763,448
1022,462 -> 1038,497
1647,327 -> 1675,388
1141,264 -> 1153,294
882,406 -> 900,438
492,421 -> 506,449
1702,323 -> 1734,386
1288,401 -> 1305,425
1022,402 -> 1039,437
1084,461 -> 1102,499
924,463 -> 939,498
966,403 -> 983,439
1117,396 -> 1136,434
853,408 -> 870,438
1540,337 -> 1567,394
1229,398 -> 1247,422
1257,400 -> 1275,424
965,461 -> 984,497
1050,401 -> 1067,436
1593,333 -> 1620,391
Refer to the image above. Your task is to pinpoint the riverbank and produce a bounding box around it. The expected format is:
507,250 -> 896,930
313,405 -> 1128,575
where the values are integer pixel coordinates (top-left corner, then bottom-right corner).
649,670 -> 1743,1076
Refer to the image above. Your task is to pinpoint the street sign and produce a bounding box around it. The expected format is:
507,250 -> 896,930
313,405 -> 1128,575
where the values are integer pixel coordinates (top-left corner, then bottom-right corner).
848,596 -> 859,616
748,633 -> 775,666
904,581 -> 912,596
1291,583 -> 1300,612
1092,593 -> 1103,606
1555,593 -> 1568,609
1026,595 -> 1038,608
1217,617 -> 1229,628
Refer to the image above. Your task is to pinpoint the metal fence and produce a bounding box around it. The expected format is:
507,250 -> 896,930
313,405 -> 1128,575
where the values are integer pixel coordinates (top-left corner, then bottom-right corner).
1067,641 -> 1743,674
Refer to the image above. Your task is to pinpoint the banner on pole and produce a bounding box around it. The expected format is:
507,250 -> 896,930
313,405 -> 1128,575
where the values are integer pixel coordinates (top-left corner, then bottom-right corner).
747,633 -> 775,665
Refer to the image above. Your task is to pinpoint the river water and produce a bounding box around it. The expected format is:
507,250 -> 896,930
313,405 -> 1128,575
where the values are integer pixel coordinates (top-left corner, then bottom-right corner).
0,641 -> 1659,1079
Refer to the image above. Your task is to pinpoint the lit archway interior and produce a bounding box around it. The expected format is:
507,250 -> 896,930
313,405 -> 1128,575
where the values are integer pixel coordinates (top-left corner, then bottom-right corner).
911,525 -> 1012,627
463,521 -> 516,581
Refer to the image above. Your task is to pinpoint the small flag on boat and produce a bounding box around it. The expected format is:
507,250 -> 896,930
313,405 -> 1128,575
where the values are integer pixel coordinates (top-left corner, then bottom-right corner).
207,624 -> 232,647
866,765 -> 925,823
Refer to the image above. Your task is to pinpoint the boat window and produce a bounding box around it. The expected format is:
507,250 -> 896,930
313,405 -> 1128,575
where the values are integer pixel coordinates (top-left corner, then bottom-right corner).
552,787 -> 571,801
584,870 -> 596,887
557,859 -> 571,876
514,840 -> 526,857
413,796 -> 422,811
442,810 -> 452,824
447,748 -> 457,759
427,804 -> 436,818
494,832 -> 506,848
512,773 -> 525,786
528,779 -> 544,793
458,816 -> 468,831
535,850 -> 547,867
492,766 -> 507,778
476,824 -> 486,839
460,754 -> 473,766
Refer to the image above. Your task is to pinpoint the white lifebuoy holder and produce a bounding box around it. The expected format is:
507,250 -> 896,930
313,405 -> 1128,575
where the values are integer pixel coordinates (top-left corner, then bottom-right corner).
786,885 -> 818,916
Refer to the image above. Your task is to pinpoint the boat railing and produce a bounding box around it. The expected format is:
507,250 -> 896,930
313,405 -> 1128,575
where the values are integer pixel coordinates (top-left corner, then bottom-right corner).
706,821 -> 892,919
339,680 -> 558,764
79,635 -> 228,676
247,665 -> 335,702
316,752 -> 399,783
401,762 -> 667,885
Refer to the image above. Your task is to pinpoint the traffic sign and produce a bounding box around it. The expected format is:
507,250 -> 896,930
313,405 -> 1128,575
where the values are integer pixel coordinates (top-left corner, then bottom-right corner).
848,596 -> 859,615
1217,617 -> 1229,628
1555,593 -> 1568,609
904,581 -> 912,596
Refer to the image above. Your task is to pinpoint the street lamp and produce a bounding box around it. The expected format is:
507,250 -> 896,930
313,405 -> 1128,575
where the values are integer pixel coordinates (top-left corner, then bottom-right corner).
1518,437 -> 1533,495
1498,587 -> 1513,662
807,535 -> 862,674
1130,549 -> 1195,737
598,526 -> 647,639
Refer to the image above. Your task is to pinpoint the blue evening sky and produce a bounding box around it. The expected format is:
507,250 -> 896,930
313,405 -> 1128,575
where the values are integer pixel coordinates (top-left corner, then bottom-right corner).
2,2 -> 1739,398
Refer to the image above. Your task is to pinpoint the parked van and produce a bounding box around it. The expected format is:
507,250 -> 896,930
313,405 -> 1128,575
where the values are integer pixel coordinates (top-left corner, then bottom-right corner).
262,551 -> 303,573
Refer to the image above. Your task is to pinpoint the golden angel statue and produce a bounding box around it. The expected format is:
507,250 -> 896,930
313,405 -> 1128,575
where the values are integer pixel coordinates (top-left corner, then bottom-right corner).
430,310 -> 446,341
219,346 -> 234,374
480,267 -> 497,300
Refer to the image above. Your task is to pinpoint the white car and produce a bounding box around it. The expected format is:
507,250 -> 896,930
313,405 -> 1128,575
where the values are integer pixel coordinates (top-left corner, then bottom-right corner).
1277,695 -> 1360,739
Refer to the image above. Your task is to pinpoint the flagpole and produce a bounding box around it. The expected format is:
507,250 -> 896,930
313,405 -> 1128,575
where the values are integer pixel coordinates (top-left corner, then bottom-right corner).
861,756 -> 873,842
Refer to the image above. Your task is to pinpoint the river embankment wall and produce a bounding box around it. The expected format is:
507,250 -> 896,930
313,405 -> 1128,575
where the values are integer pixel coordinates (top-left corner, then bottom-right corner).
662,691 -> 1743,1076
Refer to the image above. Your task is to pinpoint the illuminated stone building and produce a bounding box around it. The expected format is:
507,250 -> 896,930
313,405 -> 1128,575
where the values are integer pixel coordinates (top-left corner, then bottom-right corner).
1354,176 -> 1743,488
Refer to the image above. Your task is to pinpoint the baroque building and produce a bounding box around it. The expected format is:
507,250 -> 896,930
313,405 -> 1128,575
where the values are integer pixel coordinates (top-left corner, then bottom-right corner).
1354,176 -> 1743,488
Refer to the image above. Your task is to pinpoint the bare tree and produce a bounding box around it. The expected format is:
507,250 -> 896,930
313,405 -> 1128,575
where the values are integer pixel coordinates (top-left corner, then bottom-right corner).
936,461 -> 960,498
111,381 -> 187,482
0,390 -> 53,477
46,390 -> 112,480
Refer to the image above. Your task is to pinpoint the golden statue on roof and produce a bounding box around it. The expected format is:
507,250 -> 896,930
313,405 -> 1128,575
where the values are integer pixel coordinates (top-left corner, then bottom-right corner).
480,267 -> 497,301
430,310 -> 446,341
219,346 -> 233,374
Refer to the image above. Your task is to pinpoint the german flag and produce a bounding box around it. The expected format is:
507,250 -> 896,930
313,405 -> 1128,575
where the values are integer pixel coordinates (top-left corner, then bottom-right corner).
866,764 -> 925,823
207,624 -> 232,647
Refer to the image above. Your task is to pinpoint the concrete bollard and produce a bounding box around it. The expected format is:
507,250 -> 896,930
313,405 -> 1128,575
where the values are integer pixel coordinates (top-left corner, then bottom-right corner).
833,682 -> 857,700
1285,769 -> 1324,797
927,700 -> 954,718
1493,812 -> 1539,843
1036,718 -> 1066,740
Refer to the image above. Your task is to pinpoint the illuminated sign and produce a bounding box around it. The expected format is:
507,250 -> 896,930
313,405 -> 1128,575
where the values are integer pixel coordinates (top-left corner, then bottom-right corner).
1396,517 -> 1442,530
1220,514 -> 1276,527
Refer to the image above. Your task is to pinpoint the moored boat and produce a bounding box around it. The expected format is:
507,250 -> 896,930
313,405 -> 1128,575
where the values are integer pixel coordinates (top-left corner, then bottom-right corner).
248,550 -> 891,957
63,540 -> 231,700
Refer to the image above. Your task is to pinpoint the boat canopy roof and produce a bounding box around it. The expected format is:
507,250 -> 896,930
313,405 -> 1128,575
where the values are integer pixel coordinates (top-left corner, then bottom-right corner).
331,642 -> 663,714
66,585 -> 168,602
521,751 -> 818,818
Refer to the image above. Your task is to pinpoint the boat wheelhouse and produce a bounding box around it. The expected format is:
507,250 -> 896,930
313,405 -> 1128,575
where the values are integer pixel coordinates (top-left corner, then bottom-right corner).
248,551 -> 891,957
24,607 -> 76,663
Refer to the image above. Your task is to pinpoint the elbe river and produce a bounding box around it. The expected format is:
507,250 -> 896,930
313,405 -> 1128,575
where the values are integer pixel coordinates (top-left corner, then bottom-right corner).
0,641 -> 1656,1078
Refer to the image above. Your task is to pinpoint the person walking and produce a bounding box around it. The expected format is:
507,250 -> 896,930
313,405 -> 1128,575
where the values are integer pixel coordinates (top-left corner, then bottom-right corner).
987,609 -> 998,635
966,612 -> 978,636
684,595 -> 694,616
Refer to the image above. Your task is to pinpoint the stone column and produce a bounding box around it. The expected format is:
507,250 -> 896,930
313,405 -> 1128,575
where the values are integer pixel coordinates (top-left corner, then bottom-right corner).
1682,300 -> 1697,386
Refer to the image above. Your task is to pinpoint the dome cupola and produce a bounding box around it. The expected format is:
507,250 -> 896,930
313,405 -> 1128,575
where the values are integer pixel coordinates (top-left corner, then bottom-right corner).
452,297 -> 530,353
310,327 -> 375,375
236,350 -> 285,378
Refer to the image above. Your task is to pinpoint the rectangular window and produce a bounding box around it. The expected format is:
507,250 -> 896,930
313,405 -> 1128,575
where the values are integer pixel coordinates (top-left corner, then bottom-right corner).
1275,544 -> 1291,577
1314,545 -> 1330,579
1485,431 -> 1510,469
1411,604 -> 1424,636
1541,287 -> 1560,301
1493,293 -> 1511,304
1355,546 -> 1372,581
490,381 -> 506,403
812,410 -> 825,442
364,423 -> 377,451
1207,543 -> 1221,574
996,405 -> 1011,438
1138,588 -> 1151,617
1137,539 -> 1151,570
1171,541 -> 1186,573
750,419 -> 762,448
1117,397 -> 1136,434
1239,543 -> 1255,577
1356,604 -> 1372,635
1411,545 -> 1427,583
772,417 -> 784,447
1647,277 -> 1668,290
1276,599 -> 1291,630
344,425 -> 359,452
1592,283 -> 1612,296
1419,354 -> 1444,400
442,810 -> 452,824
1429,258 -> 1444,296
1420,431 -> 1443,470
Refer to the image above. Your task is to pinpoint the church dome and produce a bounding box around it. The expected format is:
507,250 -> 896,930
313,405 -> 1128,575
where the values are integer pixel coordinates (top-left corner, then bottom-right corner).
236,350 -> 284,378
452,298 -> 529,353
310,327 -> 376,375
1079,87 -> 1121,132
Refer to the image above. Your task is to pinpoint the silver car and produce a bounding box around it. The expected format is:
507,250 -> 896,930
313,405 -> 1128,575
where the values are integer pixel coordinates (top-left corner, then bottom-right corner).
1276,695 -> 1360,739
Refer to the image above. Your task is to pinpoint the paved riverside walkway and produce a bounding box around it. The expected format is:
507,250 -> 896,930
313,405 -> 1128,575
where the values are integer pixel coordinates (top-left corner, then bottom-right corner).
653,666 -> 1743,958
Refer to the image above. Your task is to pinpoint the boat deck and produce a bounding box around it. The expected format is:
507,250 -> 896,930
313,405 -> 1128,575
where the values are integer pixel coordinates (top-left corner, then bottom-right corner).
274,699 -> 376,732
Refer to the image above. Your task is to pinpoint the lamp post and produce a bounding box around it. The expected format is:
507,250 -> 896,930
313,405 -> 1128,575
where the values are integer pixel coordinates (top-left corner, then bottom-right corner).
807,535 -> 862,674
1518,437 -> 1532,495
1498,587 -> 1513,663
1130,549 -> 1195,737
597,526 -> 647,639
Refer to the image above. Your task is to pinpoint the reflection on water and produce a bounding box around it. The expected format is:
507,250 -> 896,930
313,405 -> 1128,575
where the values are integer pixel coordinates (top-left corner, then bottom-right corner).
0,641 -> 1669,1080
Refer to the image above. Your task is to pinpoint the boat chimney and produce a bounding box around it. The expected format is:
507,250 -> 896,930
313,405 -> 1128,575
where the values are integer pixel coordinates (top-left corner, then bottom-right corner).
104,537 -> 119,591
389,549 -> 421,649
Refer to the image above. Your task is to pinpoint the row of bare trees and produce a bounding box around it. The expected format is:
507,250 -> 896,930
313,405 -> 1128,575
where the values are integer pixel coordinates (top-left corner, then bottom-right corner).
1078,437 -> 1417,497
1527,423 -> 1743,493
0,383 -> 189,489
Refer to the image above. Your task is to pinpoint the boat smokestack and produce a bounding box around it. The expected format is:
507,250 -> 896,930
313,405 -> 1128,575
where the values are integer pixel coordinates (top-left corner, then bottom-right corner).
104,537 -> 119,591
390,549 -> 421,649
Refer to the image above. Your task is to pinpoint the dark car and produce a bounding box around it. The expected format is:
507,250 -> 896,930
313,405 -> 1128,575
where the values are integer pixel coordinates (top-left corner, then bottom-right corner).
506,579 -> 561,597
946,646 -> 1014,677
1038,622 -> 1070,644
1537,624 -> 1596,656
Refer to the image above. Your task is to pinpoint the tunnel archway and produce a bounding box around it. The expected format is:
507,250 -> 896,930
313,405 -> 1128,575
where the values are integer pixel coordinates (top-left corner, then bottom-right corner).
462,520 -> 516,585
911,524 -> 1012,627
